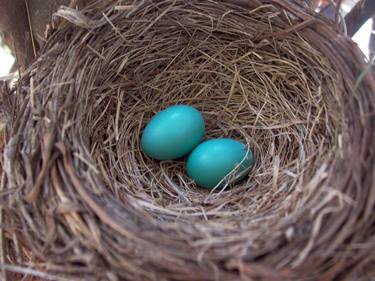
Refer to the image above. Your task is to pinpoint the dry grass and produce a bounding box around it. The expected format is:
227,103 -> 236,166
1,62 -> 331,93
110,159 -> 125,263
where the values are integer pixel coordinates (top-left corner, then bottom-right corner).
1,0 -> 375,280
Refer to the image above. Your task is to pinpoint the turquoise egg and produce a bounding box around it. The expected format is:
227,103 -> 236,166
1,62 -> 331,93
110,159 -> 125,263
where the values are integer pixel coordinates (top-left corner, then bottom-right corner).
187,138 -> 254,189
141,105 -> 205,160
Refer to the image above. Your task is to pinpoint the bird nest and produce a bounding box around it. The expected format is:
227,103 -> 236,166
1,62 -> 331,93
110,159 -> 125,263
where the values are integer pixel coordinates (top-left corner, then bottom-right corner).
2,0 -> 375,280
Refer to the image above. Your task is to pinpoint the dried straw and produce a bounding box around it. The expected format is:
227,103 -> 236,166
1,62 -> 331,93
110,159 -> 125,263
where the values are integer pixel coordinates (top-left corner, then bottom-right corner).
1,0 -> 375,280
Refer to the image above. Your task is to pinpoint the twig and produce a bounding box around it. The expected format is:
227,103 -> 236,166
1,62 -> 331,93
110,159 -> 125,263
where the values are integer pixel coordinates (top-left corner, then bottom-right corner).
0,264 -> 74,281
0,172 -> 7,281
345,0 -> 375,37
24,0 -> 37,58
334,0 -> 343,26
370,16 -> 375,58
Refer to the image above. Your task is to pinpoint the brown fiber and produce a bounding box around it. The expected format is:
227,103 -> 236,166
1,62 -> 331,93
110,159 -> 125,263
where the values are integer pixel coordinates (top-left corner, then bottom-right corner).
1,1 -> 375,280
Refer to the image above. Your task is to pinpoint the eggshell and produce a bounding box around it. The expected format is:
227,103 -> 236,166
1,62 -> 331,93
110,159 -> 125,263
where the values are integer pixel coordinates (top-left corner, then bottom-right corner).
187,138 -> 254,189
141,105 -> 205,160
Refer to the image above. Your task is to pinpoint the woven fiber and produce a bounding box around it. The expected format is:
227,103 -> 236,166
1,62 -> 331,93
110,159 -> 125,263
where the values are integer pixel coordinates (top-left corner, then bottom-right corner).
2,0 -> 375,280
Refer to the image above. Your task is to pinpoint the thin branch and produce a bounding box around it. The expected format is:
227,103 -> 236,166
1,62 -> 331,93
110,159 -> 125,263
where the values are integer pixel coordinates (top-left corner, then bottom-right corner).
345,0 -> 375,37
370,16 -> 375,58
24,0 -> 37,57
334,0 -> 343,26
0,173 -> 7,281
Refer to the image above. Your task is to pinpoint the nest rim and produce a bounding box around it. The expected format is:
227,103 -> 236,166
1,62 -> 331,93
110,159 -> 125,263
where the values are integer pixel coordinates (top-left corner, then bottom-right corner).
2,1 -> 375,280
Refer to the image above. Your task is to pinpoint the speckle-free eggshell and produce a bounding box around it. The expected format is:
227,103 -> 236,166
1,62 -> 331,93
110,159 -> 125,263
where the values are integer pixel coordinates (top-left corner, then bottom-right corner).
187,138 -> 254,189
141,105 -> 205,160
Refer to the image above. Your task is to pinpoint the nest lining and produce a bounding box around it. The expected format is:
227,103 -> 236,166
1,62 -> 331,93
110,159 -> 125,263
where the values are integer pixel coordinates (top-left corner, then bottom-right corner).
2,0 -> 375,280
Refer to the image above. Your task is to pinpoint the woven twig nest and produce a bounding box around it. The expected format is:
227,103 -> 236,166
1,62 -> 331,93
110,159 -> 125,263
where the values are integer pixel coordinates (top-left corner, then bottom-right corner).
2,1 -> 375,280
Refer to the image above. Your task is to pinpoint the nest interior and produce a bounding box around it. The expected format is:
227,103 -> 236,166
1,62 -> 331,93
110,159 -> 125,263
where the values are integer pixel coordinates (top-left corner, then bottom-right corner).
2,1 -> 375,280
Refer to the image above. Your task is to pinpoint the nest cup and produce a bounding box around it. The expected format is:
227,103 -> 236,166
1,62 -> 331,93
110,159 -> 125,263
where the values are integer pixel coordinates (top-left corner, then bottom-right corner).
2,0 -> 375,280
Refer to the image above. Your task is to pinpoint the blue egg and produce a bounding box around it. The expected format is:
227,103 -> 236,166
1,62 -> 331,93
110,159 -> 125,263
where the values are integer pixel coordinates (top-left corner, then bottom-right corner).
187,138 -> 254,189
141,105 -> 205,160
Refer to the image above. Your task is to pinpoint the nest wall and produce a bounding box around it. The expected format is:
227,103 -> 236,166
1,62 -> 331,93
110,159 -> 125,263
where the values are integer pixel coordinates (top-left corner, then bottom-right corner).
2,0 -> 375,280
